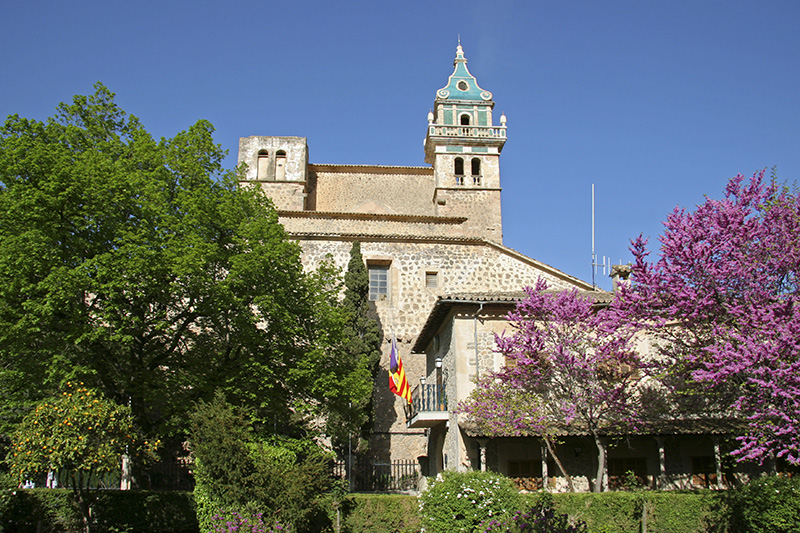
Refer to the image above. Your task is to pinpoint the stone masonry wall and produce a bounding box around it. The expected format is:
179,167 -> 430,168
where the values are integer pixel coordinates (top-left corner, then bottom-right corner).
435,188 -> 503,242
293,236 -> 584,463
310,167 -> 435,216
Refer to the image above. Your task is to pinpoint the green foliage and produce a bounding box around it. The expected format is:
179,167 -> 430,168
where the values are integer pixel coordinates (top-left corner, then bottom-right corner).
481,493 -> 587,532
7,383 -> 155,488
328,242 -> 384,452
0,83 -> 357,446
642,491 -> 719,533
727,475 -> 800,532
6,384 -> 157,532
539,492 -> 640,533
208,510 -> 289,533
419,471 -> 522,533
0,488 -> 196,533
189,393 -> 333,533
341,494 -> 421,533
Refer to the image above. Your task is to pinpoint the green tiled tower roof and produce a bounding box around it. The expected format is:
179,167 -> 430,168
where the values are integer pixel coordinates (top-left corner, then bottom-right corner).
435,45 -> 493,103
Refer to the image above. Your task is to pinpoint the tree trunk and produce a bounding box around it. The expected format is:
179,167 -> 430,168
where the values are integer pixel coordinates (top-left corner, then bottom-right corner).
76,490 -> 92,533
593,434 -> 606,493
544,437 -> 575,492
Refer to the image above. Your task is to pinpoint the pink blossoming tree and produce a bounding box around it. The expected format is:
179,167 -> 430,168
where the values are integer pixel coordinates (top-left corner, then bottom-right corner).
459,279 -> 644,492
613,170 -> 800,465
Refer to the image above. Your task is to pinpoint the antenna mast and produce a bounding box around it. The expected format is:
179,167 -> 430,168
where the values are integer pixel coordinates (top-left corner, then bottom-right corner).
591,184 -> 608,289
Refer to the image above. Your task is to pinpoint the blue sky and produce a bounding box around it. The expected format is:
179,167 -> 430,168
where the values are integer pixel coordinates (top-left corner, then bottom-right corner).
2,1 -> 799,290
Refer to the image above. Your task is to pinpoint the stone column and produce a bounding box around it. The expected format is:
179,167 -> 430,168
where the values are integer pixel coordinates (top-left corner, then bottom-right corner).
541,439 -> 549,491
713,437 -> 723,490
476,438 -> 489,472
120,454 -> 131,490
654,436 -> 666,490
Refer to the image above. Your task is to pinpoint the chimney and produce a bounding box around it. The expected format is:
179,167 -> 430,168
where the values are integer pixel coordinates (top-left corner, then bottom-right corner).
610,264 -> 632,292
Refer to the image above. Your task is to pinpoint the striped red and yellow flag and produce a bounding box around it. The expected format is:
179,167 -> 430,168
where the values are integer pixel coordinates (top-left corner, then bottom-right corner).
389,336 -> 412,403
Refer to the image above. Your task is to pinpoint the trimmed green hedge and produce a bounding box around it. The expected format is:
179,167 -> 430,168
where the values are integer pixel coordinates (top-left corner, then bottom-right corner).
642,491 -> 722,533
339,491 -> 723,533
3,480 -> 798,532
0,489 -> 197,533
524,491 -> 723,533
339,491 -> 726,533
341,494 -> 421,533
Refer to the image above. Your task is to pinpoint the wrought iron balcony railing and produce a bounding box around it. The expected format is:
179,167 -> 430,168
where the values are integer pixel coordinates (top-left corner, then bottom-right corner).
405,383 -> 448,428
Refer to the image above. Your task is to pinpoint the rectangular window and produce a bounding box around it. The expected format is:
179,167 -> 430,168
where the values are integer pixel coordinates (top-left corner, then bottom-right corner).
425,271 -> 438,288
691,456 -> 717,488
369,264 -> 389,301
608,457 -> 648,489
508,460 -> 541,478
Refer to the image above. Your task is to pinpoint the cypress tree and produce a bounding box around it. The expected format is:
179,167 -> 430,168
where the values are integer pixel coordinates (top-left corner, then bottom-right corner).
340,241 -> 383,451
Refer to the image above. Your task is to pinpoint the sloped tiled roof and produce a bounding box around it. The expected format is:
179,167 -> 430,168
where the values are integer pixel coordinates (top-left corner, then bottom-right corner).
279,210 -> 466,224
460,417 -> 748,438
309,163 -> 432,173
411,288 -> 614,353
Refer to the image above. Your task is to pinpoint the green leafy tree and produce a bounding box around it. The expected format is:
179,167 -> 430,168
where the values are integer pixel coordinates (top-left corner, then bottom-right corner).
7,383 -> 155,532
0,84 -> 348,442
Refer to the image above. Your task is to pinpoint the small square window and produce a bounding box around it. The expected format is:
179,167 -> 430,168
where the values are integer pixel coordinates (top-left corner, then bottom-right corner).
425,271 -> 438,288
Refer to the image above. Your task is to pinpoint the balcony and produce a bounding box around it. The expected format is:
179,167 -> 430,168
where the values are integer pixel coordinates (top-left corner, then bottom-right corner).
405,383 -> 448,428
427,125 -> 507,139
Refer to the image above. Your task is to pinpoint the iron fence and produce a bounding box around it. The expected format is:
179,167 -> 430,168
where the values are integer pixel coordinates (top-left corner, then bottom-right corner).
333,457 -> 419,492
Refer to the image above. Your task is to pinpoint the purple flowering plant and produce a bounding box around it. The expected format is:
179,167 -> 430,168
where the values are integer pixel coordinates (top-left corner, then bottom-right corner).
610,171 -> 800,464
209,510 -> 289,533
479,494 -> 587,533
459,278 -> 644,492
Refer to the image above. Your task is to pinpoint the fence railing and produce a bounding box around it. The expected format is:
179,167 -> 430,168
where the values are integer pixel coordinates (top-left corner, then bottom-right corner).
407,383 -> 447,421
140,458 -> 195,491
333,457 -> 419,492
27,458 -> 194,491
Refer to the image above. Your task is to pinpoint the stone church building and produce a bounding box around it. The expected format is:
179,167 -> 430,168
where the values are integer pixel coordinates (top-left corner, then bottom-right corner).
238,46 -> 754,491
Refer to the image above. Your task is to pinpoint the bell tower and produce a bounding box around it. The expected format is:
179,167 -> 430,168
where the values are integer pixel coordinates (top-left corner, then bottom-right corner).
425,44 -> 507,244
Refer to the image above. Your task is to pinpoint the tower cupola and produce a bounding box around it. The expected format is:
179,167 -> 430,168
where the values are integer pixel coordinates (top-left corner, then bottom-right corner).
425,44 -> 507,244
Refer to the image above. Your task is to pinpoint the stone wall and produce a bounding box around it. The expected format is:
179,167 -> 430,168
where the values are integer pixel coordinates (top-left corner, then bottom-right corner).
238,136 -> 308,183
309,166 -> 435,216
249,182 -> 306,211
292,235 -> 584,463
434,188 -> 503,242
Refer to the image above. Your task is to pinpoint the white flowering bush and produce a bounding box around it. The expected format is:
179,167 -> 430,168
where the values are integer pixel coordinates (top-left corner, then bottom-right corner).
419,471 -> 521,532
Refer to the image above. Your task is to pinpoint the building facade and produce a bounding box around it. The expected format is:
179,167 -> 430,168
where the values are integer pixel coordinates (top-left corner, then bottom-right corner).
238,46 -> 766,491
238,45 -> 593,466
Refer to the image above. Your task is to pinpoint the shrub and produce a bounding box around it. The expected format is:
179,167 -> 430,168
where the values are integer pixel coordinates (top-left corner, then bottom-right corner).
0,489 -> 196,532
538,492 -> 640,533
643,491 -> 719,533
189,393 -> 333,533
419,471 -> 521,533
728,475 -> 800,533
481,493 -> 587,533
209,509 -> 289,532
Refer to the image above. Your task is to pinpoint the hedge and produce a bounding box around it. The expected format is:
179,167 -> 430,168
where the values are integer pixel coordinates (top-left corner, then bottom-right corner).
0,489 -> 197,533
1,483 -> 794,532
341,494 -> 421,533
340,491 -> 725,533
524,491 -> 724,533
